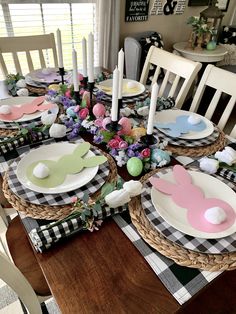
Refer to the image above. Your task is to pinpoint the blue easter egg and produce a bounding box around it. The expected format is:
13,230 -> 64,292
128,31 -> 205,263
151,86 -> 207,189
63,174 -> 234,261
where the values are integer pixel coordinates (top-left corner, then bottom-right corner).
151,149 -> 171,164
66,106 -> 77,118
127,157 -> 143,177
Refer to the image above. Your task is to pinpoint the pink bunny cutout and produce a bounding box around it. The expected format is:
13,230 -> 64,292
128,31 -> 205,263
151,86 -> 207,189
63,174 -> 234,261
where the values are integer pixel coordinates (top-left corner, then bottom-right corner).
0,96 -> 56,121
149,165 -> 236,233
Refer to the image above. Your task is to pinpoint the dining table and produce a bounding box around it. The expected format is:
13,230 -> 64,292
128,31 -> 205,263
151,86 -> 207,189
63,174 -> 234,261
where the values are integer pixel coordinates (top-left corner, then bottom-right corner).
1,72 -> 236,314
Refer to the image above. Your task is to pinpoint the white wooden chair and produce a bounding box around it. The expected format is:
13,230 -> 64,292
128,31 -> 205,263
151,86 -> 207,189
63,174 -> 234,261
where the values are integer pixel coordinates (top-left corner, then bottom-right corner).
0,33 -> 58,78
139,46 -> 202,109
0,250 -> 42,314
189,64 -> 236,135
0,208 -> 52,312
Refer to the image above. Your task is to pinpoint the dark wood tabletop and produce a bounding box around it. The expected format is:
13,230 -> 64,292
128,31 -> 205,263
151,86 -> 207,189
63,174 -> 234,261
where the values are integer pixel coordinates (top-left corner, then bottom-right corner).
25,134 -> 236,314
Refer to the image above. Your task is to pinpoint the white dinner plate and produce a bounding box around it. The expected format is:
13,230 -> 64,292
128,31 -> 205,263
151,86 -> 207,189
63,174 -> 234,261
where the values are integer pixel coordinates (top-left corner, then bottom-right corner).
16,143 -> 99,194
0,97 -> 58,122
27,67 -> 70,85
96,79 -> 145,97
154,109 -> 214,139
151,170 -> 236,238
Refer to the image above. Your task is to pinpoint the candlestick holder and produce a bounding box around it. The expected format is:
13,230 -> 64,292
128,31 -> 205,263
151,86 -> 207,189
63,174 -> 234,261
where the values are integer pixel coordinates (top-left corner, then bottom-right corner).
59,67 -> 65,84
106,120 -> 122,132
88,81 -> 95,104
73,90 -> 80,105
140,134 -> 158,147
82,76 -> 88,89
118,98 -> 123,120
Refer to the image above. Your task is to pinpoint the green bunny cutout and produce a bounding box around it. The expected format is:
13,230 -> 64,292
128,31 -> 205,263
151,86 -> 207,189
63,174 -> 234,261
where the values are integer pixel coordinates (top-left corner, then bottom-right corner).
26,142 -> 107,188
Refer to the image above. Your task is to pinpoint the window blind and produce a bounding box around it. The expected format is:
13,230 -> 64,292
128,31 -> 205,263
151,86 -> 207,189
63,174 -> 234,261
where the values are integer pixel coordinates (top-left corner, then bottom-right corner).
0,1 -> 98,79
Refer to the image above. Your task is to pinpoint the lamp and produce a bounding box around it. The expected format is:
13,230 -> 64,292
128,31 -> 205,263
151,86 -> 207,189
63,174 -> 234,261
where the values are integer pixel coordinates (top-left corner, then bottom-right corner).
200,0 -> 224,43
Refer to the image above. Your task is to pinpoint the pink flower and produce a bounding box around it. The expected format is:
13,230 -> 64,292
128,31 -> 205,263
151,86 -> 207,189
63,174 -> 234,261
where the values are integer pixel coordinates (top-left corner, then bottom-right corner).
113,135 -> 123,142
94,118 -> 103,127
80,89 -> 85,96
65,90 -> 71,98
140,148 -> 150,158
79,108 -> 89,120
119,141 -> 128,149
71,196 -> 78,203
108,139 -> 120,149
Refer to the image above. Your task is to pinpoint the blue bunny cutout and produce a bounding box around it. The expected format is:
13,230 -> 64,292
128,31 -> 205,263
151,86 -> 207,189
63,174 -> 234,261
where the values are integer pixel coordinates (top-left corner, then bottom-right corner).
154,115 -> 206,137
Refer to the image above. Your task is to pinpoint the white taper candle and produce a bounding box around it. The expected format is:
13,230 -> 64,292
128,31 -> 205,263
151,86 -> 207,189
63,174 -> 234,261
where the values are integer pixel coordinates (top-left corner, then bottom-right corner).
72,49 -> 79,92
56,29 -> 63,68
88,32 -> 94,82
118,48 -> 124,99
111,66 -> 120,121
82,37 -> 87,78
147,83 -> 159,135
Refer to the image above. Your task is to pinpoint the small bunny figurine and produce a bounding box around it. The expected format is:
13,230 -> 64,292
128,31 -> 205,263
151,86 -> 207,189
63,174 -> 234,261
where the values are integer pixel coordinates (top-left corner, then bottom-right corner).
149,165 -> 236,233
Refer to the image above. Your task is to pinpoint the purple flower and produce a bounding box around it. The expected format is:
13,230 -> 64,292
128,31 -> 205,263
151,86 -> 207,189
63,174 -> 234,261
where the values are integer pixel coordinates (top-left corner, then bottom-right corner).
47,90 -> 57,97
127,149 -> 135,157
93,134 -> 103,144
129,143 -> 142,150
110,148 -> 118,157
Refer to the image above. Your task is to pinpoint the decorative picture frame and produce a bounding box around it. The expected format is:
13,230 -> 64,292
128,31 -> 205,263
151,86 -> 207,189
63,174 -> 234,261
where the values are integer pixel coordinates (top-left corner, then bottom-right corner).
216,0 -> 230,12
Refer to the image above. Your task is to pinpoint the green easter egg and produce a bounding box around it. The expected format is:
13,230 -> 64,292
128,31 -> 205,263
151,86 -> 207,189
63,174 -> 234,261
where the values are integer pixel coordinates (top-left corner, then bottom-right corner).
127,157 -> 143,177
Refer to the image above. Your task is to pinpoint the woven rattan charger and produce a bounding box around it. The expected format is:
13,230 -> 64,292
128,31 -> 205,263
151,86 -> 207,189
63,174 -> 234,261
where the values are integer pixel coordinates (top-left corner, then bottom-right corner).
164,128 -> 226,157
129,168 -> 236,272
3,149 -> 117,221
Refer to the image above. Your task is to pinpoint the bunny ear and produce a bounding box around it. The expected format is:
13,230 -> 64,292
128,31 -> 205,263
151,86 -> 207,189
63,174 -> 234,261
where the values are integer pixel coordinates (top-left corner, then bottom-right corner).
173,165 -> 192,185
73,142 -> 91,157
83,155 -> 107,168
149,177 -> 177,195
31,96 -> 45,107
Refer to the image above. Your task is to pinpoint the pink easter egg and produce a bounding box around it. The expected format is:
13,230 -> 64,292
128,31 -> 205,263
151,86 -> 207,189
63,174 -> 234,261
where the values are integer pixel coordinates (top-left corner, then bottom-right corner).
93,103 -> 106,118
118,117 -> 132,135
102,117 -> 111,130
82,91 -> 90,108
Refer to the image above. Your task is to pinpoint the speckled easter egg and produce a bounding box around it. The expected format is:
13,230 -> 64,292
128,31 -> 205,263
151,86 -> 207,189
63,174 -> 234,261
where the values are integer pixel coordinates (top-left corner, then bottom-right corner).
66,106 -> 77,118
130,127 -> 146,140
48,84 -> 60,92
118,117 -> 132,135
82,91 -> 90,108
93,103 -> 106,118
127,157 -> 143,177
102,117 -> 111,130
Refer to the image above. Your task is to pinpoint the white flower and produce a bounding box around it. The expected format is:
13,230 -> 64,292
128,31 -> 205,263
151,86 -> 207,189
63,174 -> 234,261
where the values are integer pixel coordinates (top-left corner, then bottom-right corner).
41,111 -> 57,125
59,114 -> 66,122
123,180 -> 142,197
16,79 -> 26,88
81,120 -> 93,129
224,27 -> 229,32
215,146 -> 236,166
16,88 -> 29,96
49,123 -> 67,138
158,160 -> 168,167
199,157 -> 219,174
105,189 -> 131,208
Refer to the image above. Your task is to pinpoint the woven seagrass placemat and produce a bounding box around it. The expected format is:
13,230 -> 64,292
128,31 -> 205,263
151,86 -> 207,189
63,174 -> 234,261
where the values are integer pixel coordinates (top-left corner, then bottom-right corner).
3,149 -> 117,220
165,128 -> 226,157
26,84 -> 47,95
128,168 -> 236,271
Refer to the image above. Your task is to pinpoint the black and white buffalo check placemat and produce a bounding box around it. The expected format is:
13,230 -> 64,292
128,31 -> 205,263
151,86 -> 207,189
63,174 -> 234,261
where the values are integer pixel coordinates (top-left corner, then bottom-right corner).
7,147 -> 110,206
154,125 -> 220,147
141,166 -> 236,254
93,88 -> 149,104
112,211 -> 221,305
0,116 -> 42,129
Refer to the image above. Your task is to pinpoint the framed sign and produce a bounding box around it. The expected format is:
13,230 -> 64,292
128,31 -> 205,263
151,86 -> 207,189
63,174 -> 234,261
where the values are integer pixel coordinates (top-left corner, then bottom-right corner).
125,0 -> 150,22
188,0 -> 209,5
